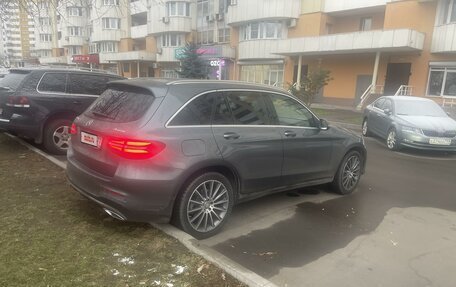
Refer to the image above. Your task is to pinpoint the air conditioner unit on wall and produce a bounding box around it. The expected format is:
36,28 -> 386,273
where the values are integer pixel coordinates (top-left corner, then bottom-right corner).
216,13 -> 224,21
288,19 -> 297,28
162,17 -> 169,24
206,15 -> 215,22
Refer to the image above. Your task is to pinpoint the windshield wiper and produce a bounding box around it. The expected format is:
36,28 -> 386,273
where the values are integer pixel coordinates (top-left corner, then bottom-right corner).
397,113 -> 408,116
91,111 -> 114,120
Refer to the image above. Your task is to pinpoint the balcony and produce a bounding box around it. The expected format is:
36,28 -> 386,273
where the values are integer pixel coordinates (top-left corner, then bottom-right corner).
91,29 -> 126,42
238,40 -> 284,60
198,44 -> 236,59
39,56 -> 68,65
275,29 -> 425,56
130,0 -> 148,14
432,24 -> 456,53
149,17 -> 192,35
131,25 -> 148,39
156,47 -> 180,62
226,0 -> 300,25
99,50 -> 156,63
324,0 -> 389,13
63,36 -> 86,46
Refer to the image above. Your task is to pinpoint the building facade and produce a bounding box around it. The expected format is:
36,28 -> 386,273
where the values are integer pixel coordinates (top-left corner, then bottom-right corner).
23,0 -> 456,105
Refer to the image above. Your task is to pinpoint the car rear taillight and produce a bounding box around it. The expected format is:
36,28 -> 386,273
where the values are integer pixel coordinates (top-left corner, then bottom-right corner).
107,138 -> 165,160
70,123 -> 77,135
6,96 -> 30,108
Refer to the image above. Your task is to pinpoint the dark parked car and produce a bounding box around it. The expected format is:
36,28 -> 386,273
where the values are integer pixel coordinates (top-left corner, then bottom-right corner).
0,68 -> 124,154
362,96 -> 456,151
66,79 -> 367,238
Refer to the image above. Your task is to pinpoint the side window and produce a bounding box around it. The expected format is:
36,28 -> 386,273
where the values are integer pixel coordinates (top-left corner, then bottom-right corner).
383,99 -> 392,111
269,94 -> 317,127
212,94 -> 234,125
38,73 -> 67,93
168,93 -> 215,126
68,74 -> 109,95
373,98 -> 385,109
225,91 -> 271,125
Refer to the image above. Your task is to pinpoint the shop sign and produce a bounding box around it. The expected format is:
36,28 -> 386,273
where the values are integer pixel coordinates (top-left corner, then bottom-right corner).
72,54 -> 99,64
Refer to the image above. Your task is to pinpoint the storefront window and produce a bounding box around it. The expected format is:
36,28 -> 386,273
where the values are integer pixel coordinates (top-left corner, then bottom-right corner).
240,65 -> 284,87
427,67 -> 456,97
161,70 -> 180,78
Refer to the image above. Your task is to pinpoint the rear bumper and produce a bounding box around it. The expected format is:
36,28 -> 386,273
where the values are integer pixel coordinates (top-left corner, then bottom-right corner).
66,156 -> 179,224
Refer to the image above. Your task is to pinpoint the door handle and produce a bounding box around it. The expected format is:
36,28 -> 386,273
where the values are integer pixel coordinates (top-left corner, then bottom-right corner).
72,101 -> 82,105
223,132 -> 240,140
284,130 -> 296,137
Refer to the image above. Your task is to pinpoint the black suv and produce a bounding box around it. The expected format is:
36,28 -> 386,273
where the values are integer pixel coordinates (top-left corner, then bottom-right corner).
0,68 -> 124,154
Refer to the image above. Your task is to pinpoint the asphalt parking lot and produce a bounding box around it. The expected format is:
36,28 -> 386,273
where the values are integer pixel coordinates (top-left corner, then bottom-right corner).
22,132 -> 456,287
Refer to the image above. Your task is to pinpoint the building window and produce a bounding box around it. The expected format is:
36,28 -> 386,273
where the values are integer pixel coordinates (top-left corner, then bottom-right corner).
98,41 -> 118,52
360,17 -> 372,31
89,43 -> 99,53
218,28 -> 230,43
161,33 -> 183,47
241,21 -> 282,40
40,34 -> 52,42
102,18 -> 121,29
68,7 -> 83,17
68,26 -> 83,36
103,0 -> 120,5
427,67 -> 456,97
197,30 -> 214,45
240,65 -> 284,87
442,0 -> 456,24
39,17 -> 50,26
161,69 -> 180,78
68,46 -> 82,55
131,12 -> 147,26
167,2 -> 190,17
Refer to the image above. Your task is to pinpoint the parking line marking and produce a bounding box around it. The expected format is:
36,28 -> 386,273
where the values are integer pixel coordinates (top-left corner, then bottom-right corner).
6,132 -> 276,287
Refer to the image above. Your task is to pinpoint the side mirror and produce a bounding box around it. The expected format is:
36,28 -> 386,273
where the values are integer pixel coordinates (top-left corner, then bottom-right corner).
383,108 -> 392,115
319,119 -> 329,130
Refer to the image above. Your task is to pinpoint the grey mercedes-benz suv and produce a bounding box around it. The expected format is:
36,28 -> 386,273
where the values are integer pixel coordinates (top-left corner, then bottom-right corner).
66,79 -> 366,239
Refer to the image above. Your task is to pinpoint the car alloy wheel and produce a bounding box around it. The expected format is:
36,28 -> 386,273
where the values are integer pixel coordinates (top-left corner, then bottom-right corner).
362,120 -> 371,137
341,155 -> 361,191
52,125 -> 71,150
175,172 -> 233,239
387,129 -> 398,150
186,180 -> 229,233
332,150 -> 363,195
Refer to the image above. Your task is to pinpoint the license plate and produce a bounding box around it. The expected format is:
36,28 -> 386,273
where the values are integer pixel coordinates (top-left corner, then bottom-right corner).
429,138 -> 452,146
81,131 -> 101,147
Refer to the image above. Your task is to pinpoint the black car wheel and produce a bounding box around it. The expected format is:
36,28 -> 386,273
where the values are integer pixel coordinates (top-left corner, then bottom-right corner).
174,172 -> 234,239
43,118 -> 72,155
362,119 -> 371,137
332,150 -> 363,195
386,128 -> 400,151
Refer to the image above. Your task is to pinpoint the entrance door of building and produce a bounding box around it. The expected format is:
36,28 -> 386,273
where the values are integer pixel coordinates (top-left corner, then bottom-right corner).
384,63 -> 411,95
355,75 -> 373,106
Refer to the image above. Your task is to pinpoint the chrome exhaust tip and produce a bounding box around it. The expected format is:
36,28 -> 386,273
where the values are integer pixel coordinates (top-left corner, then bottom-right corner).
103,208 -> 126,221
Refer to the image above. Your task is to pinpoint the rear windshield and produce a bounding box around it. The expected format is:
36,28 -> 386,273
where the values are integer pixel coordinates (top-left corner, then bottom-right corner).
87,88 -> 155,123
0,72 -> 29,91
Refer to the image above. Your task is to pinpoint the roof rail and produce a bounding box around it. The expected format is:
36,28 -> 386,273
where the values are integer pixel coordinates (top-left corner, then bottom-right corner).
39,64 -> 117,75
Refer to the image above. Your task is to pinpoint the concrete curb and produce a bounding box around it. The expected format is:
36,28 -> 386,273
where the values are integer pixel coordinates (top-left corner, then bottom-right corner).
151,223 -> 279,287
5,133 -> 278,287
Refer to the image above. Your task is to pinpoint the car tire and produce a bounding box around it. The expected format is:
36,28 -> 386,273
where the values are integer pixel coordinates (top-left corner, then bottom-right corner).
386,128 -> 400,151
332,150 -> 363,195
174,172 -> 234,239
43,118 -> 72,155
362,119 -> 371,137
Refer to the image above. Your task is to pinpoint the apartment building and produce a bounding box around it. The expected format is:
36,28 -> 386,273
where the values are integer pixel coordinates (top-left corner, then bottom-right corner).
0,0 -> 36,67
28,0 -> 456,106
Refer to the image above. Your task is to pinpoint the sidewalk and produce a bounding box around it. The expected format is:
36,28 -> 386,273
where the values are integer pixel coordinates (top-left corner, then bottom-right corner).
310,105 -> 363,131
